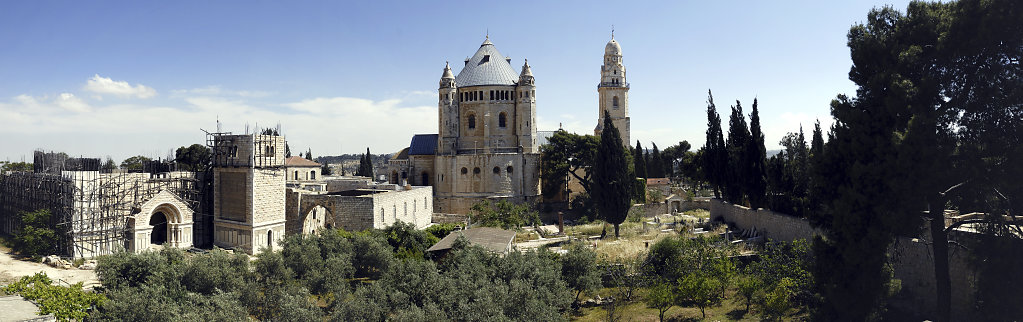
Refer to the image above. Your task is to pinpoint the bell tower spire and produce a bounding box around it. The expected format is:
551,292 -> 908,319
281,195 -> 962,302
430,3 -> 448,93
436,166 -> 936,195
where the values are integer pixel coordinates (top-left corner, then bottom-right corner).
595,34 -> 630,147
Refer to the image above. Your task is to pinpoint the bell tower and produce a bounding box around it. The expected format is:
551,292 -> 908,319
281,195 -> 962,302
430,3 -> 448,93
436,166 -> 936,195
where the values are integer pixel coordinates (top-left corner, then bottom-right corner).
594,33 -> 630,147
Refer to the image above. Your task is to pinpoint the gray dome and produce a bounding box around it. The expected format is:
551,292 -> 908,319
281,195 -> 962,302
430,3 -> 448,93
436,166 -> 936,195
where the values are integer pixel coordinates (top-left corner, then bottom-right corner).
454,38 -> 519,87
605,39 -> 621,56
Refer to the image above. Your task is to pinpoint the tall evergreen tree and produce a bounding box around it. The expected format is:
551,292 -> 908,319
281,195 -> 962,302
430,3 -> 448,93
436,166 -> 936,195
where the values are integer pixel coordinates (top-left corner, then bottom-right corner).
649,143 -> 664,178
724,101 -> 750,204
633,141 -> 647,179
745,99 -> 767,208
593,111 -> 632,238
703,90 -> 726,199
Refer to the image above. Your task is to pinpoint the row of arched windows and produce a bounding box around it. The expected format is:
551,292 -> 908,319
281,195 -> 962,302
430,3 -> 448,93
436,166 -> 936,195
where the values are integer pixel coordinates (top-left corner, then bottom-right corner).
459,89 -> 534,102
461,166 -> 513,175
460,90 -> 485,102
466,112 -> 508,130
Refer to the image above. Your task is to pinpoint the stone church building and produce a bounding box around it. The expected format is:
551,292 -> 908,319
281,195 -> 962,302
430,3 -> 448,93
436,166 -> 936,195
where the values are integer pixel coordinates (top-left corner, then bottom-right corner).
390,37 -> 542,214
594,35 -> 631,147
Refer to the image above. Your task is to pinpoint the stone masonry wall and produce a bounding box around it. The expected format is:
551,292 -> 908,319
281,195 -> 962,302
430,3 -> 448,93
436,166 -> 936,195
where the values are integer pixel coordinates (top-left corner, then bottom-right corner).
709,198 -> 977,320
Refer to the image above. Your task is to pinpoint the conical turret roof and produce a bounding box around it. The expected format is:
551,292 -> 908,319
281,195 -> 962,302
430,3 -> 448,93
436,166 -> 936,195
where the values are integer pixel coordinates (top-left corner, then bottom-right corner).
454,38 -> 519,86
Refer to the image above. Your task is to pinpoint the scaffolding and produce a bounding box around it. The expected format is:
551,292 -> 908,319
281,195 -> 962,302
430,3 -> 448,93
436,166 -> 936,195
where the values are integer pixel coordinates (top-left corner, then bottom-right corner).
0,151 -> 213,258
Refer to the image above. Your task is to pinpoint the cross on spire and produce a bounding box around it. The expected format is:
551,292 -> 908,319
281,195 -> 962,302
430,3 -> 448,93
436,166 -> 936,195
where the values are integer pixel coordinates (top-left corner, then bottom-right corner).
611,25 -> 615,39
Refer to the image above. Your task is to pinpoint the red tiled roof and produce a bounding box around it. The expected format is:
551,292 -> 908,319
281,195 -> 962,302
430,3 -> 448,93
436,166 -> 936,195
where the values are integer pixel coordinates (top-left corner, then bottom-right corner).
647,178 -> 670,186
285,156 -> 320,167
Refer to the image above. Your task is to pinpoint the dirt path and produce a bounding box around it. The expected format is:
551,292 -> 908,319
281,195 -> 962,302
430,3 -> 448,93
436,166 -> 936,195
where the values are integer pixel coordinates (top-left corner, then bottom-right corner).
0,251 -> 99,289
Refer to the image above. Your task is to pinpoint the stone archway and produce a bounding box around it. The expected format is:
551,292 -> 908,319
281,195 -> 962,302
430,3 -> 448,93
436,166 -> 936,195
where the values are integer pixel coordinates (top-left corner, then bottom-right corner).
150,211 -> 169,245
132,190 -> 194,253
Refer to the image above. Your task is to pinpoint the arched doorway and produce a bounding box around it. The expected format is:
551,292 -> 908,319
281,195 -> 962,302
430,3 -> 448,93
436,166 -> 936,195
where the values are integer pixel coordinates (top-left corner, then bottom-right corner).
421,172 -> 430,186
150,211 -> 168,245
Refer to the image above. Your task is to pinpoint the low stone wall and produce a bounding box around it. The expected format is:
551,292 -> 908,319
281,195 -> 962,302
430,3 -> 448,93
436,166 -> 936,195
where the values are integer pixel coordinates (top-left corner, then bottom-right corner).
709,199 -> 823,242
709,198 -> 978,320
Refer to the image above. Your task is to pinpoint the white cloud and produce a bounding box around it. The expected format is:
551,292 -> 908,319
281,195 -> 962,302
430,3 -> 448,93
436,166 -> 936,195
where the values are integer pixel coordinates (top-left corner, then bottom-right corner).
55,93 -> 91,113
0,91 -> 437,161
83,74 -> 157,99
171,86 -> 272,98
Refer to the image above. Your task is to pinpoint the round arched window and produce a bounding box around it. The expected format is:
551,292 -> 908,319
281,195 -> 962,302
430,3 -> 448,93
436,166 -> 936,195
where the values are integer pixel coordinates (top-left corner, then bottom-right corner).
473,167 -> 481,174
506,166 -> 513,174
468,114 -> 476,129
461,167 -> 468,175
493,166 -> 500,174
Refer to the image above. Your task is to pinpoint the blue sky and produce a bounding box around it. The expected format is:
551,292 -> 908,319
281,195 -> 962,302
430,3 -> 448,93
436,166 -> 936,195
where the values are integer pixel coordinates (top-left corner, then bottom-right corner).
0,0 -> 912,162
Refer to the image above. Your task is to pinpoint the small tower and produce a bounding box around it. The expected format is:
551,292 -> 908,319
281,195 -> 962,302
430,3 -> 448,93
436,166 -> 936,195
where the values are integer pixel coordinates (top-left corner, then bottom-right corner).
595,34 -> 630,147
438,62 -> 458,155
518,59 -> 538,152
210,131 -> 287,254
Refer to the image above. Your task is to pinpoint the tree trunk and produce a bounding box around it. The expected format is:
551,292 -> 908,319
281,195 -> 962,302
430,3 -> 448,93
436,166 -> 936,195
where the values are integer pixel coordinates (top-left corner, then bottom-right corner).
614,223 -> 620,238
929,202 -> 951,322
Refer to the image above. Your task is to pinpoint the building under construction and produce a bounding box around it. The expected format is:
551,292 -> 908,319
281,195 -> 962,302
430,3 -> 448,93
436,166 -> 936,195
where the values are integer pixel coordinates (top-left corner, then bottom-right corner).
0,151 -> 213,259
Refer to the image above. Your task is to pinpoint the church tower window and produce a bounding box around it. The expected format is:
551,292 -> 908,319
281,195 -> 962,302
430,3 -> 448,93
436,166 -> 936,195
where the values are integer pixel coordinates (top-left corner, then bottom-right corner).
499,112 -> 507,128
468,114 -> 476,129
613,96 -> 619,109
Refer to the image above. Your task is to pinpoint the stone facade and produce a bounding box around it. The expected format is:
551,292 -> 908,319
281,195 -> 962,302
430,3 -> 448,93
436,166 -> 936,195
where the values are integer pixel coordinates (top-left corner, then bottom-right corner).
389,37 -> 542,214
594,36 -> 631,147
212,133 -> 287,254
286,184 -> 432,234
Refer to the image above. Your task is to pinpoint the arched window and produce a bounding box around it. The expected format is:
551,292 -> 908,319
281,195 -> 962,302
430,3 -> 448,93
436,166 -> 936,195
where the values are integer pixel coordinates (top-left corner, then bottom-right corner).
613,96 -> 619,109
468,114 -> 476,129
489,90 -> 494,100
294,171 -> 299,180
421,172 -> 430,186
473,167 -> 481,175
493,166 -> 500,174
310,170 -> 316,180
506,166 -> 513,174
267,230 -> 273,251
461,167 -> 468,175
499,112 -> 507,128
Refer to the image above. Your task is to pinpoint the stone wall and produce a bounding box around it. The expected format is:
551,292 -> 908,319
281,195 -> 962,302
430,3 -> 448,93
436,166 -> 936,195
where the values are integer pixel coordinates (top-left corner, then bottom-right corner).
709,198 -> 979,320
289,186 -> 433,233
709,199 -> 823,242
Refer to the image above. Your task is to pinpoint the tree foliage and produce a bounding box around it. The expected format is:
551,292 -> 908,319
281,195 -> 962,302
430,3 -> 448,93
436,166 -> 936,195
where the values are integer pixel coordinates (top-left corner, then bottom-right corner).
539,130 -> 599,198
469,199 -> 539,229
2,272 -> 106,322
703,90 -> 727,198
724,100 -> 751,205
119,155 -> 151,172
13,209 -> 61,260
593,111 -> 633,237
560,243 -> 601,304
633,141 -> 647,179
174,144 -> 211,172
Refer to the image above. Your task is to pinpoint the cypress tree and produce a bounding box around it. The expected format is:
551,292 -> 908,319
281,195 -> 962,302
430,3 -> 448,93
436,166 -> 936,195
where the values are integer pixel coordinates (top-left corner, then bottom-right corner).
634,141 -> 647,179
649,143 -> 664,178
746,99 -> 767,208
724,101 -> 750,204
703,90 -> 726,199
593,111 -> 631,238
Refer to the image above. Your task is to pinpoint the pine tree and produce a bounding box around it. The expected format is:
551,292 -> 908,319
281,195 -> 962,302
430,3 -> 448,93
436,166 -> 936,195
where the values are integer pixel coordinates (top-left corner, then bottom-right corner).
593,111 -> 631,238
633,141 -> 647,179
746,99 -> 767,208
724,101 -> 750,204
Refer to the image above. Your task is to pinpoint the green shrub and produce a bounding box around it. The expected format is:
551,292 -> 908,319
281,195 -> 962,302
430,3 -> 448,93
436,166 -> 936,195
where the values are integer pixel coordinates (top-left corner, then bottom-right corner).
13,209 -> 61,260
3,272 -> 106,322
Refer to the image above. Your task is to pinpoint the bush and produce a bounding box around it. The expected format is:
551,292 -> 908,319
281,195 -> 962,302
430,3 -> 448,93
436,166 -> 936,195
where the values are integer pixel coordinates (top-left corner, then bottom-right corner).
560,243 -> 601,303
13,209 -> 61,259
469,200 -> 540,229
3,272 -> 106,322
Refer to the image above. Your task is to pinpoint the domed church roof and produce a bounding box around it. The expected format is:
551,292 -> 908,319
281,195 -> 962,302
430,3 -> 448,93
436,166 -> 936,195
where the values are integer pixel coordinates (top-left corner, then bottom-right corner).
454,37 -> 520,87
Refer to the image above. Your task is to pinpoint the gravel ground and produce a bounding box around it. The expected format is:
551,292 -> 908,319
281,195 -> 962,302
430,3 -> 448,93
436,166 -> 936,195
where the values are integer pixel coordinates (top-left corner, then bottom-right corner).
0,250 -> 99,289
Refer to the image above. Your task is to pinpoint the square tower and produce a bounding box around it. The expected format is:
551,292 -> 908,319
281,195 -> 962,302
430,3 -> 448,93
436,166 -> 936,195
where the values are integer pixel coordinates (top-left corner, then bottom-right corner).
209,132 -> 286,254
